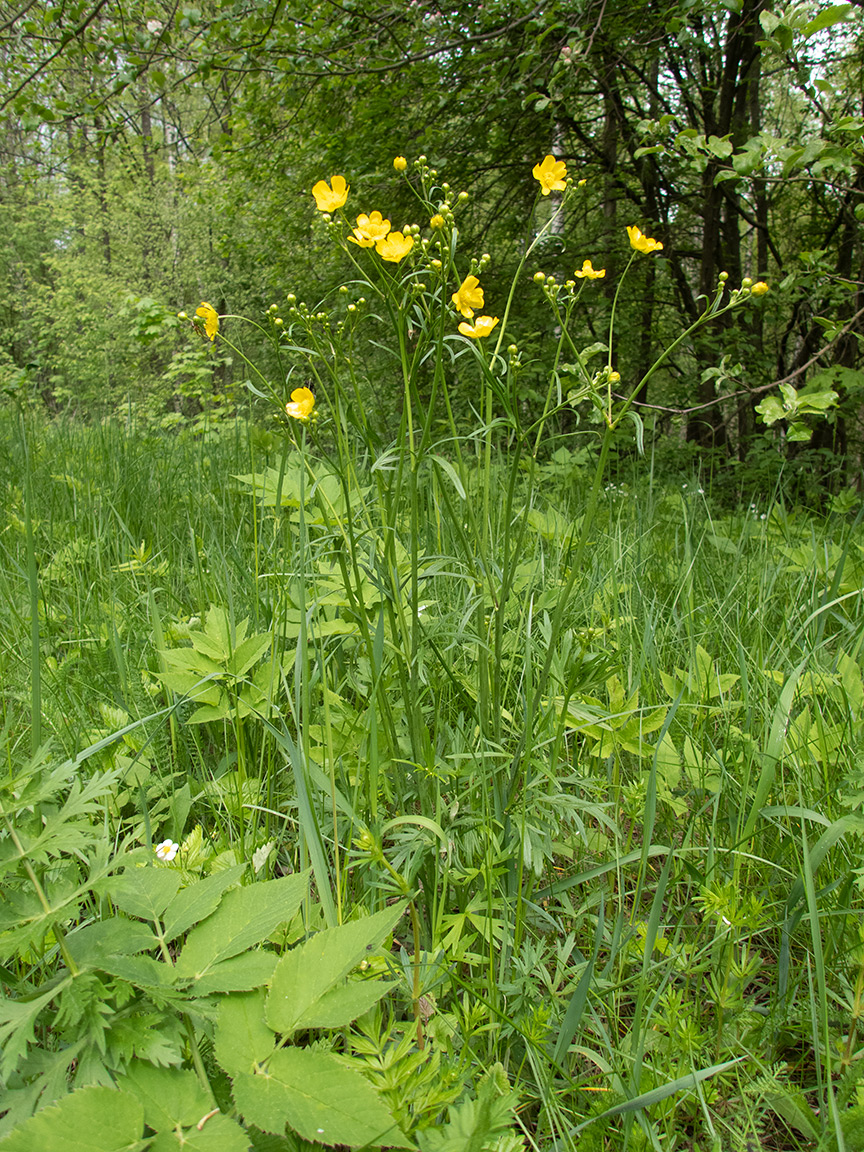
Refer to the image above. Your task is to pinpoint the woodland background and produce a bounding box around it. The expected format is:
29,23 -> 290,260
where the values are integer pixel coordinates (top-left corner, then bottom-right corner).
1,0 -> 862,496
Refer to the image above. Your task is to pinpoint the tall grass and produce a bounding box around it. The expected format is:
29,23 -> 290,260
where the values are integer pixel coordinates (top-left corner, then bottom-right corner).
2,401 -> 863,1148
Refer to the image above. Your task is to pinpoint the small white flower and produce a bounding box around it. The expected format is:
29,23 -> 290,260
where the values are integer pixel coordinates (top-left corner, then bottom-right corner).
146,19 -> 163,33
155,839 -> 179,862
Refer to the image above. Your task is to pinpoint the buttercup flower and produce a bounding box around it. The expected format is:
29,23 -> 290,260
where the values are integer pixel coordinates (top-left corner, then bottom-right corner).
451,274 -> 484,318
196,302 -> 219,341
750,281 -> 769,296
459,315 -> 499,338
376,231 -> 414,263
349,211 -> 391,247
429,214 -> 445,229
533,155 -> 567,195
155,839 -> 179,862
312,175 -> 349,212
286,386 -> 316,422
574,259 -> 606,280
393,156 -> 407,171
627,225 -> 663,254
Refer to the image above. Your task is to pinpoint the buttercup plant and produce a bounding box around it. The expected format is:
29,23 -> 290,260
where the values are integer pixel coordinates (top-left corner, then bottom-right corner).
179,153 -> 776,1004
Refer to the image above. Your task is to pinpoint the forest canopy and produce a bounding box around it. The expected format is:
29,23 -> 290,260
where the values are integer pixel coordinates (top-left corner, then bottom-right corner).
1,0 -> 862,485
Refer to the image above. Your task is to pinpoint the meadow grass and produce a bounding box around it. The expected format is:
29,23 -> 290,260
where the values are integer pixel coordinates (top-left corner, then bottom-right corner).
2,405 -> 863,1151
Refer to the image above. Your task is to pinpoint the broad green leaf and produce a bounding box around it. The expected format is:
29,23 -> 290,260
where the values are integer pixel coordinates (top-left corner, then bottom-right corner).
0,1085 -> 143,1152
233,1048 -> 405,1147
215,989 -> 275,1078
189,699 -> 233,724
110,867 -> 181,920
754,395 -> 784,425
67,917 -> 156,964
289,979 -> 397,1030
803,3 -> 852,37
176,873 -> 309,980
228,633 -> 271,677
118,1061 -> 211,1130
195,951 -> 279,995
266,904 -> 404,1034
162,864 -> 246,942
150,1113 -> 251,1151
96,953 -> 173,986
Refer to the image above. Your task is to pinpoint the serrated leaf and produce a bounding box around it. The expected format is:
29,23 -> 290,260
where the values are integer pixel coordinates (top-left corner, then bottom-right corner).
176,873 -> 309,980
195,950 -> 279,995
0,978 -> 73,1078
163,864 -> 246,942
189,699 -> 233,724
266,904 -> 404,1035
215,989 -> 276,1078
291,980 -> 397,1030
228,634 -> 271,677
96,953 -> 173,986
118,1061 -> 212,1130
67,917 -> 157,964
0,1085 -> 143,1152
110,867 -> 181,920
150,1112 -> 251,1151
233,1048 -> 406,1147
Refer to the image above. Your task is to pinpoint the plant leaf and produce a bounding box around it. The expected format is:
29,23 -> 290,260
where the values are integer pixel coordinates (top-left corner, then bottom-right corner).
0,1085 -> 143,1152
266,904 -> 404,1035
232,1048 -> 406,1148
176,873 -> 309,980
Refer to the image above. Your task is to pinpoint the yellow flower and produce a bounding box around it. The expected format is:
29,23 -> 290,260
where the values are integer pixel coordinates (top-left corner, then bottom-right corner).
196,302 -> 219,341
429,214 -> 445,229
627,225 -> 663,254
286,386 -> 315,422
458,315 -> 499,338
375,231 -> 414,263
451,274 -> 484,318
393,156 -> 407,171
312,175 -> 349,212
349,211 -> 391,247
574,259 -> 606,280
750,281 -> 769,296
533,155 -> 567,196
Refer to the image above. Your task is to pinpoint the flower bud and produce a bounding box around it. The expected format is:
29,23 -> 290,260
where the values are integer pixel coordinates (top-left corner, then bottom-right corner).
431,258 -> 442,270
393,156 -> 407,171
751,281 -> 769,296
348,303 -> 356,312
742,277 -> 752,289
339,284 -> 348,294
287,294 -> 296,304
718,271 -> 728,282
508,344 -> 518,355
458,191 -> 469,202
177,311 -> 188,320
274,317 -> 283,326
533,272 -> 546,283
417,154 -> 427,164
